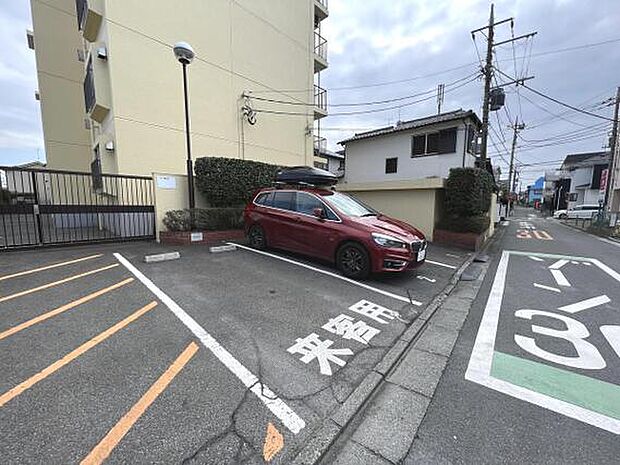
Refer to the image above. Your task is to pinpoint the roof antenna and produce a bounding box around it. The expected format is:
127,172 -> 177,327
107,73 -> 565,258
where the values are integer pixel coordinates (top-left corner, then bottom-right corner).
396,108 -> 402,127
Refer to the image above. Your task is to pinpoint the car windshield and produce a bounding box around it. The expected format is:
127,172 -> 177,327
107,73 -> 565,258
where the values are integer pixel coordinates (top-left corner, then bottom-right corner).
323,192 -> 377,217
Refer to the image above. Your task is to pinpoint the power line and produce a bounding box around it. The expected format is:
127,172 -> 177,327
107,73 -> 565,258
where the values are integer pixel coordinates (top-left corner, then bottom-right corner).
247,72 -> 479,108
253,75 -> 480,117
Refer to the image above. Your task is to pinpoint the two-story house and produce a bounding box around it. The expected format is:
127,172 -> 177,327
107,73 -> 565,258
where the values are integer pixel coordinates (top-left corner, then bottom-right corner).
558,151 -> 610,208
337,109 -> 481,240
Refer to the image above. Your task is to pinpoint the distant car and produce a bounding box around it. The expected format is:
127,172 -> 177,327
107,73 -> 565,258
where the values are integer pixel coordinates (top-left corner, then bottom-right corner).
243,186 -> 427,278
554,204 -> 600,219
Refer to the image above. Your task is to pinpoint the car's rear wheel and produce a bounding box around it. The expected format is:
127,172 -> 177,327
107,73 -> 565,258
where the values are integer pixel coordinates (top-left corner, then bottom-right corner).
248,225 -> 267,250
336,242 -> 370,279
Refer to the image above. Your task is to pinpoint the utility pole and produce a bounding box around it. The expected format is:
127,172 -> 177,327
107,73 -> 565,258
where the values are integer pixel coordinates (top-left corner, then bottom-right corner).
478,4 -> 494,163
508,117 -> 525,214
437,83 -> 445,115
471,4 -> 536,163
604,86 -> 620,211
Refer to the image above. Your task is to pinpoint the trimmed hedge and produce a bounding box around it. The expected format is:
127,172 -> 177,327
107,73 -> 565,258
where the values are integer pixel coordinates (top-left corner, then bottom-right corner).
194,157 -> 280,207
444,167 -> 494,217
163,208 -> 244,232
436,215 -> 490,234
439,167 -> 494,234
0,189 -> 10,205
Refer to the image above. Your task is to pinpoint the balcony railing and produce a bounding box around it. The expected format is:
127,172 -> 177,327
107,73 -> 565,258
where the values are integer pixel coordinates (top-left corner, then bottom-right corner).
75,0 -> 87,30
316,0 -> 328,9
314,85 -> 327,112
83,57 -> 95,113
314,31 -> 328,61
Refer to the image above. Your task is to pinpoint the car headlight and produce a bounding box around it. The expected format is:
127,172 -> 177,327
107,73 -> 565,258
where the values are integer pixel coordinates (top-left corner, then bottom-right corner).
371,232 -> 407,249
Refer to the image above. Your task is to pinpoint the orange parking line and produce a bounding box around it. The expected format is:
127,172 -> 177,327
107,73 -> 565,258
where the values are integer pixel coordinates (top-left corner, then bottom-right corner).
0,301 -> 157,408
0,278 -> 134,342
80,342 -> 199,465
0,264 -> 119,304
0,254 -> 103,282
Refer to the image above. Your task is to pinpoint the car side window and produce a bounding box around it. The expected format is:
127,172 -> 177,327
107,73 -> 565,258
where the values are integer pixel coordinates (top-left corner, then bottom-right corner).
272,191 -> 294,210
255,192 -> 274,206
294,192 -> 324,215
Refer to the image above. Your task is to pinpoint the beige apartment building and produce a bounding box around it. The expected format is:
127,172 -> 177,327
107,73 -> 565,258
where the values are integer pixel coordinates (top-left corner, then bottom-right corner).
29,0 -> 329,176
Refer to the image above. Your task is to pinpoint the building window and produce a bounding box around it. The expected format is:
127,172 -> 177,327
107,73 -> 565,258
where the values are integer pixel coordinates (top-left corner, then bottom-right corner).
411,127 -> 458,157
385,157 -> 398,174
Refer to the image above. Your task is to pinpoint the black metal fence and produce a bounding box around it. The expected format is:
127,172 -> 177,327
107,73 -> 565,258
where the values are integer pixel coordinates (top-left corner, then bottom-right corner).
0,166 -> 155,250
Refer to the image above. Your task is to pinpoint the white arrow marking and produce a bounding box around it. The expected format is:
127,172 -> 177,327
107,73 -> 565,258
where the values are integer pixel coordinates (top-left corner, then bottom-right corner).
417,275 -> 436,283
549,259 -> 569,270
550,269 -> 571,287
558,295 -> 611,314
533,283 -> 561,293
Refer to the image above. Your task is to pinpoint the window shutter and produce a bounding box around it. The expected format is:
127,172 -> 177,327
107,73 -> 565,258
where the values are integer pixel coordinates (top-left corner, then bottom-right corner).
412,135 -> 425,156
438,127 -> 457,154
426,133 -> 439,153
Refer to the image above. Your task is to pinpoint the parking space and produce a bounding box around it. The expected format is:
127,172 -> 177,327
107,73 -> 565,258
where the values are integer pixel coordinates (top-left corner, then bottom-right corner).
0,240 -> 466,464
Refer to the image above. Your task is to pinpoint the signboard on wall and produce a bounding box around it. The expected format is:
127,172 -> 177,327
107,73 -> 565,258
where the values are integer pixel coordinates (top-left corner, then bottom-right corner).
0,169 -> 7,189
599,168 -> 608,196
156,175 -> 177,190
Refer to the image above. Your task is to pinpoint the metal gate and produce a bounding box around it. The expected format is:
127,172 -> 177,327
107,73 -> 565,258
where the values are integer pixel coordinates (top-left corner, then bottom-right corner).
0,165 -> 155,250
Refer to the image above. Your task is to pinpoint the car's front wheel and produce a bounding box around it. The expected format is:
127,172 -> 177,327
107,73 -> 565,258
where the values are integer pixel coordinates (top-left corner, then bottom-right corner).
336,242 -> 370,279
559,213 -> 567,219
248,224 -> 267,250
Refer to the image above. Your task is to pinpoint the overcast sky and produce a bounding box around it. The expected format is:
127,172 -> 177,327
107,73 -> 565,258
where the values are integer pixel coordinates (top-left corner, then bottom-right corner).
1,0 -> 619,187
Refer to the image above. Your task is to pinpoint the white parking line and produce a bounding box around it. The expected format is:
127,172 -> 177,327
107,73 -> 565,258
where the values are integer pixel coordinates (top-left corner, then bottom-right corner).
558,295 -> 611,314
425,260 -> 457,270
528,256 -> 545,262
113,253 -> 306,435
533,283 -> 561,293
229,243 -> 421,306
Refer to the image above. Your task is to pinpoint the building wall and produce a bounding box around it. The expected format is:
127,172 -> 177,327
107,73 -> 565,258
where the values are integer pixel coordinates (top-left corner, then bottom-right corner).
29,0 -> 92,171
342,121 -> 475,185
93,0 -> 315,176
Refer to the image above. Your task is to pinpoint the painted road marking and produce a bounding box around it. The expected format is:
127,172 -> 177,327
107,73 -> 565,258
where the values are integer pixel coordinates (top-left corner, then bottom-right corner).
533,230 -> 553,240
0,278 -> 134,342
114,253 -> 306,434
417,275 -> 436,283
528,256 -> 544,262
550,269 -> 571,287
598,237 -> 620,248
80,342 -> 198,465
549,259 -> 569,270
0,301 -> 156,408
426,259 -> 457,270
466,250 -> 620,434
558,295 -> 611,314
263,422 -> 284,462
0,254 -> 103,282
600,326 -> 620,358
0,264 -> 119,303
446,253 -> 461,258
517,229 -> 553,240
533,283 -> 561,293
229,242 -> 421,306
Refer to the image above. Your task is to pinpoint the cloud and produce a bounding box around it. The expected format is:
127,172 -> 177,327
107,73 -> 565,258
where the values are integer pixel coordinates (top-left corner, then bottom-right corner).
319,0 -> 620,185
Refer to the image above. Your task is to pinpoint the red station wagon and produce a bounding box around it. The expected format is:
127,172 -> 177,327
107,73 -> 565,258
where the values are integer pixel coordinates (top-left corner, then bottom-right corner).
243,187 -> 427,278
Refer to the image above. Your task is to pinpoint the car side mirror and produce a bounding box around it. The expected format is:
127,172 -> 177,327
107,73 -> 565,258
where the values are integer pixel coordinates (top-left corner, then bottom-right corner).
312,207 -> 325,219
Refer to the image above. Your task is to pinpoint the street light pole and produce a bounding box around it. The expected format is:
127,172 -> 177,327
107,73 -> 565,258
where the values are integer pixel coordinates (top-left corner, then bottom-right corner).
173,41 -> 196,227
181,62 -> 195,212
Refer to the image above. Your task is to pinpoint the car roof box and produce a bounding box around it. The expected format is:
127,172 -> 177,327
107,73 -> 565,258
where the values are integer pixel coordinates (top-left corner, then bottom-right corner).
275,166 -> 338,186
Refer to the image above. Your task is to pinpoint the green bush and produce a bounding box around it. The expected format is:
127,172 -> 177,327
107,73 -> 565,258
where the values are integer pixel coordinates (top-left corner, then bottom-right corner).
0,189 -> 10,205
437,215 -> 490,234
444,167 -> 494,217
163,208 -> 244,232
194,157 -> 280,207
439,168 -> 495,234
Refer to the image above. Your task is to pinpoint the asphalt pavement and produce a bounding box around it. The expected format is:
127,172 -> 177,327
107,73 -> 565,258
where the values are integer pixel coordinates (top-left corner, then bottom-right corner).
406,207 -> 620,465
0,238 -> 468,464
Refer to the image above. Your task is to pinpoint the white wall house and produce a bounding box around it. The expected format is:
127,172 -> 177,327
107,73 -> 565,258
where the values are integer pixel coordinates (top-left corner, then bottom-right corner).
340,109 -> 480,185
336,109 -> 482,240
559,151 -> 610,209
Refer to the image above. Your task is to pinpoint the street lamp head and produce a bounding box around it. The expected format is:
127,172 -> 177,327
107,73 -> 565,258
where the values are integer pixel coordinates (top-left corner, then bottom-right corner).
173,41 -> 195,65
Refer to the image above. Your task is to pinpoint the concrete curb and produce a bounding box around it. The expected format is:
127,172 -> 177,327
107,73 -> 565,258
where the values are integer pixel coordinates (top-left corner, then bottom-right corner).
290,230 -> 506,465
